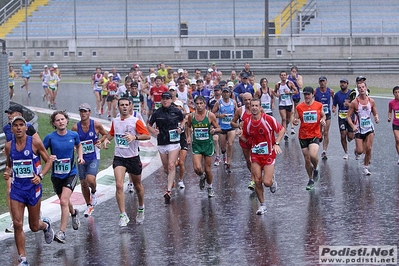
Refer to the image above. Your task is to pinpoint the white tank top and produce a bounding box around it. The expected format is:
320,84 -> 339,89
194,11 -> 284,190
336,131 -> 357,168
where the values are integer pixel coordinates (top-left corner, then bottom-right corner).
112,116 -> 141,158
278,82 -> 293,106
177,86 -> 189,113
260,89 -> 273,114
355,98 -> 374,134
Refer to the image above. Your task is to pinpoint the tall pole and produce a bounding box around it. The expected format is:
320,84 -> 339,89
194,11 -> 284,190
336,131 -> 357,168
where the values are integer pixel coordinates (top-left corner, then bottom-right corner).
25,0 -> 28,41
264,0 -> 269,58
290,1 -> 293,58
125,0 -> 128,39
349,0 -> 352,59
233,0 -> 236,58
178,0 -> 181,38
73,0 -> 77,40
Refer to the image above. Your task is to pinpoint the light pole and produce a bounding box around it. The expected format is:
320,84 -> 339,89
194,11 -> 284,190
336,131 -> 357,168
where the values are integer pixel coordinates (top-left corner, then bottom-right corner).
349,0 -> 352,59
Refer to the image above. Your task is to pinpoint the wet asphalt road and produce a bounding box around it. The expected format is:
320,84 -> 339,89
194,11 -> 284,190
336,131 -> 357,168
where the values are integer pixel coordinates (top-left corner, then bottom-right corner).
1,81 -> 399,265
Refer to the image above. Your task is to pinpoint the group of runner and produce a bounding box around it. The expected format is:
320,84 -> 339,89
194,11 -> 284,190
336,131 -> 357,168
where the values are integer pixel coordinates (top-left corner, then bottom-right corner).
3,61 -> 399,265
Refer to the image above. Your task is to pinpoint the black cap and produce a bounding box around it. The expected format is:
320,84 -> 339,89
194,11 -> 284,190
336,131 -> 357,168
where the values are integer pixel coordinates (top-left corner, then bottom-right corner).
161,92 -> 172,99
356,76 -> 366,82
319,76 -> 327,81
131,81 -> 138,87
219,80 -> 227,86
5,105 -> 23,114
303,86 -> 314,95
241,72 -> 249,79
340,78 -> 349,83
213,85 -> 221,90
222,87 -> 230,92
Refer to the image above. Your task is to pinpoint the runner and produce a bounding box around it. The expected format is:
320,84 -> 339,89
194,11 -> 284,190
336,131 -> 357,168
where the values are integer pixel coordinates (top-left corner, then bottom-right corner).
212,87 -> 237,173
173,100 -> 189,188
231,92 -> 255,190
287,66 -> 303,134
91,67 -> 103,116
3,116 -> 54,266
147,92 -> 184,204
208,85 -> 222,166
388,86 -> 399,165
8,65 -> 18,100
45,67 -> 61,109
347,82 -> 379,175
39,65 -> 50,104
293,86 -> 326,190
332,78 -> 354,159
176,76 -> 192,114
106,75 -> 118,120
71,103 -> 108,217
103,98 -> 150,226
43,111 -> 84,243
98,71 -> 111,116
274,71 -> 298,142
3,105 -> 39,234
186,96 -> 221,198
150,75 -> 169,114
20,60 -> 32,97
254,77 -> 274,116
237,98 -> 285,215
314,76 -> 334,160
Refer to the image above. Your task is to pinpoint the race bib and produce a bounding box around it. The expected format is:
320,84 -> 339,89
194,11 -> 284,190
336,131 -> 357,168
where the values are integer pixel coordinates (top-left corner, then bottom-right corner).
281,94 -> 289,100
8,78 -> 14,86
251,142 -> 269,155
194,128 -> 209,140
154,102 -> 162,110
395,110 -> 399,119
360,117 -> 371,127
81,139 -> 95,154
338,110 -> 348,119
13,159 -> 34,178
323,104 -> 329,114
115,134 -> 129,148
221,114 -> 233,124
261,103 -> 270,110
169,129 -> 180,142
303,111 -> 318,123
54,158 -> 71,175
109,90 -> 117,95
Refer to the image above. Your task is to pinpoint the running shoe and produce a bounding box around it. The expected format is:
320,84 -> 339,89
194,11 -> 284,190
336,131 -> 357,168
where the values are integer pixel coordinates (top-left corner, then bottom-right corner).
18,258 -> 29,266
207,187 -> 215,197
119,213 -> 130,227
284,134 -> 289,142
364,167 -> 371,176
270,177 -> 277,193
5,221 -> 13,233
54,230 -> 66,244
226,164 -> 232,173
101,108 -> 104,115
343,153 -> 349,160
164,191 -> 171,204
27,91 -> 31,97
127,183 -> 135,193
306,179 -> 315,190
107,115 -> 111,121
84,205 -> 94,217
199,174 -> 206,190
136,209 -> 145,224
248,180 -> 255,191
178,180 -> 185,189
354,148 -> 361,160
397,159 -> 399,165
321,151 -> 327,160
313,167 -> 320,183
256,205 -> 267,215
214,156 -> 220,166
42,94 -> 46,102
71,209 -> 80,230
20,84 -> 24,90
91,192 -> 98,206
290,128 -> 296,135
42,217 -> 54,244
223,154 -> 227,165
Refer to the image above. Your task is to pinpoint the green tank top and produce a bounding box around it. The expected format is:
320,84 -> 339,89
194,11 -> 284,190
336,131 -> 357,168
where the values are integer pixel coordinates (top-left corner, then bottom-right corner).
192,111 -> 212,142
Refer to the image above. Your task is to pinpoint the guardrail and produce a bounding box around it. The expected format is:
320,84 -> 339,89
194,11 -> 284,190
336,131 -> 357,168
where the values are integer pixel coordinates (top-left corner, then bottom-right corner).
0,133 -> 6,171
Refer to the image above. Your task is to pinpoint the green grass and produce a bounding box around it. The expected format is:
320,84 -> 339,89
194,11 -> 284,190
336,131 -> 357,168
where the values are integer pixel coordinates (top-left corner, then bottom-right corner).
0,113 -> 115,214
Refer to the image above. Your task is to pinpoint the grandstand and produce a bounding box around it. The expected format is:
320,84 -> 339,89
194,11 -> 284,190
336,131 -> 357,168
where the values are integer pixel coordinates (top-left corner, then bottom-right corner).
2,0 -> 399,39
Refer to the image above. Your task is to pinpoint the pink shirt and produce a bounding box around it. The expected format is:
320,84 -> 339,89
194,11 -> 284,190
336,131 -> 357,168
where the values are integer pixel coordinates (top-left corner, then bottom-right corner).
389,99 -> 399,126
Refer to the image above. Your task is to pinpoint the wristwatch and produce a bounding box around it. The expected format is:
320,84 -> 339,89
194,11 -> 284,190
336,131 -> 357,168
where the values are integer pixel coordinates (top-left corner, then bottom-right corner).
274,142 -> 280,146
39,174 -> 44,180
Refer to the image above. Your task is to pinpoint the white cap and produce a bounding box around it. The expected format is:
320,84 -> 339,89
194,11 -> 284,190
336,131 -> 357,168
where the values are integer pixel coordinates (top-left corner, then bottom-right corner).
150,73 -> 157,78
108,73 -> 114,77
208,68 -> 213,72
53,63 -> 58,68
190,79 -> 196,85
169,86 -> 177,91
227,81 -> 234,87
44,65 -> 48,68
168,81 -> 176,87
178,68 -> 184,73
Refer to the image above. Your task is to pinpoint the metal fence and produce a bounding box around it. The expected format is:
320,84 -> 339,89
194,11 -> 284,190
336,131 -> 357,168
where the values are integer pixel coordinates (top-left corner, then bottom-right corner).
0,39 -> 8,130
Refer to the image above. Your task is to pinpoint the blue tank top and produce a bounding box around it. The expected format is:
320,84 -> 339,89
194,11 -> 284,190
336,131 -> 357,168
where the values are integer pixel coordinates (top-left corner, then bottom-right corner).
218,99 -> 235,130
287,76 -> 301,100
77,120 -> 98,161
43,130 -> 80,179
10,136 -> 41,191
315,87 -> 332,115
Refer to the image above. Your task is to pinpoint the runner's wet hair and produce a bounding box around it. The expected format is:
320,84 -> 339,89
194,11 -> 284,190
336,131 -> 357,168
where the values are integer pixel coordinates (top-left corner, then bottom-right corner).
50,110 -> 69,129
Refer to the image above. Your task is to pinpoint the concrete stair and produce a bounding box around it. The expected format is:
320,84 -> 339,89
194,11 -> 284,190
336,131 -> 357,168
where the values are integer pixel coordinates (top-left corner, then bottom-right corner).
0,0 -> 50,38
